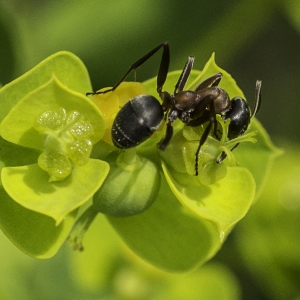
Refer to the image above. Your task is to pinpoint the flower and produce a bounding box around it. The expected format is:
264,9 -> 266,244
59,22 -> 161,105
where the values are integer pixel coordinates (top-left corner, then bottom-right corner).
0,51 -> 279,270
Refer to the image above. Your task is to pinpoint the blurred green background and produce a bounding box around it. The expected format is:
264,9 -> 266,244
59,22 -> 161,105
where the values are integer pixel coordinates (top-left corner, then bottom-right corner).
1,0 -> 300,299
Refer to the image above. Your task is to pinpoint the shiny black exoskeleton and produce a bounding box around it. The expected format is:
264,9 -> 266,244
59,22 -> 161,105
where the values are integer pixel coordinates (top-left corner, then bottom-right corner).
111,95 -> 163,148
87,42 -> 262,175
225,97 -> 251,139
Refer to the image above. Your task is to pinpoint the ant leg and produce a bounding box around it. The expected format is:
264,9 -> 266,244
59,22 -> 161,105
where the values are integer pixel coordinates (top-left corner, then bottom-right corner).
212,118 -> 219,139
156,43 -> 170,95
195,120 -> 213,176
186,110 -> 210,127
194,72 -> 223,92
174,56 -> 195,94
157,121 -> 173,150
86,42 -> 170,96
216,142 -> 240,164
194,99 -> 216,175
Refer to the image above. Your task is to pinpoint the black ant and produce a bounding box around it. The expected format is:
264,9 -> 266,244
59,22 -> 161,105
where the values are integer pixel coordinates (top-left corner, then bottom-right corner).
87,42 -> 261,175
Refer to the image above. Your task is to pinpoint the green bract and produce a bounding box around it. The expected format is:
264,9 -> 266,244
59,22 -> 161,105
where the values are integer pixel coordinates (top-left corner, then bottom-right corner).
0,52 -> 109,257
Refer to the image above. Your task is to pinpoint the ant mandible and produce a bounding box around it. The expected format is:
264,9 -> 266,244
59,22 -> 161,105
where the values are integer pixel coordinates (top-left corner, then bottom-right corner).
87,42 -> 262,176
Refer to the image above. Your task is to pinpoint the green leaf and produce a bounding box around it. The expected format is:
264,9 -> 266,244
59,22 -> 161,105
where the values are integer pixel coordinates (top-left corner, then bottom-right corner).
0,51 -> 92,122
162,162 -> 255,233
2,159 -> 109,225
188,53 -> 245,98
0,185 -> 77,258
233,118 -> 282,199
0,76 -> 105,149
69,217 -> 241,299
108,174 -> 221,272
0,137 -> 40,169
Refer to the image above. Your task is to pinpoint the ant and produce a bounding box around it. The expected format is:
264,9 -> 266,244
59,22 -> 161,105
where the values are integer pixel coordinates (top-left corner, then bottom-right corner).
87,42 -> 261,175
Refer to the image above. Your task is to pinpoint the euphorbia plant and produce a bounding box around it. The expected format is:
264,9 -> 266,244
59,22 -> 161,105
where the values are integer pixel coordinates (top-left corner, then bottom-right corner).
0,51 -> 279,271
